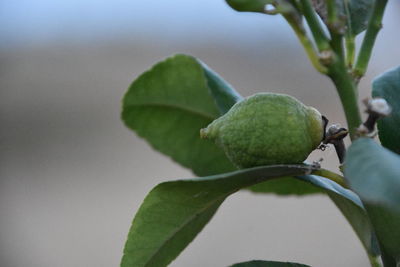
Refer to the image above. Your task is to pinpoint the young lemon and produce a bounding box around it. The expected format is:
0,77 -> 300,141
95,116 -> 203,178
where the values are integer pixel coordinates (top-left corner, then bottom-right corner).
200,93 -> 324,168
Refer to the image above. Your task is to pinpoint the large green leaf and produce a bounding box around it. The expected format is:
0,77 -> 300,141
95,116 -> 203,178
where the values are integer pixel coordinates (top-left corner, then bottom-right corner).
345,138 -> 400,264
121,164 -> 370,267
122,54 -> 324,196
230,260 -> 311,267
122,54 -> 240,176
372,65 -> 400,154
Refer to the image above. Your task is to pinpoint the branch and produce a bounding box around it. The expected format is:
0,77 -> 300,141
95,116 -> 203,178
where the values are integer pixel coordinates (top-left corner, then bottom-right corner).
353,0 -> 388,80
328,59 -> 362,140
326,0 -> 345,63
282,13 -> 328,74
299,0 -> 331,52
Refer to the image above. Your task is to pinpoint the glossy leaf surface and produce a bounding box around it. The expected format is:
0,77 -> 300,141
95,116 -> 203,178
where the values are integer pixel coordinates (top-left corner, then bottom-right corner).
372,65 -> 400,154
121,165 -> 369,267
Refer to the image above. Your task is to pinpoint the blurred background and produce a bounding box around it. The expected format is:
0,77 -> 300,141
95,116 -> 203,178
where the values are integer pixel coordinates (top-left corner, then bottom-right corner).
1,1 -> 399,266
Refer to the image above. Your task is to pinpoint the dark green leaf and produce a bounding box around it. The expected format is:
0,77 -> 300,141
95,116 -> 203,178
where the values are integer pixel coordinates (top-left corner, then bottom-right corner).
121,165 -> 368,267
364,206 -> 400,267
122,54 -> 324,196
299,174 -> 379,256
372,65 -> 400,154
345,138 -> 400,209
230,260 -> 311,267
122,54 -> 240,176
345,138 -> 400,263
328,193 -> 380,257
226,0 -> 273,13
348,0 -> 374,35
311,0 -> 373,36
200,62 -> 242,114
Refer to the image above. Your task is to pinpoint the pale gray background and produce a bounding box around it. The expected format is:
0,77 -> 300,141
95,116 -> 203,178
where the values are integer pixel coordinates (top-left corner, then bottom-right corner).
1,1 -> 399,266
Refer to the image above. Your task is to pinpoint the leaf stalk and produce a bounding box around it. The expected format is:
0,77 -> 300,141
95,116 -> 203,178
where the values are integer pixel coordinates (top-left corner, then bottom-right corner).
299,0 -> 331,52
282,13 -> 328,74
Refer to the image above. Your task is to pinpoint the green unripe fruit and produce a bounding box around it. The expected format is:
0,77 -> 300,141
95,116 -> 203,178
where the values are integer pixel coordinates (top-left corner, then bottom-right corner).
200,93 -> 324,168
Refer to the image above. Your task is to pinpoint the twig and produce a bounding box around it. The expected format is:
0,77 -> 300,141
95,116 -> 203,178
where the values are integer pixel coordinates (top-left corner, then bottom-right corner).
299,0 -> 331,52
353,0 -> 388,80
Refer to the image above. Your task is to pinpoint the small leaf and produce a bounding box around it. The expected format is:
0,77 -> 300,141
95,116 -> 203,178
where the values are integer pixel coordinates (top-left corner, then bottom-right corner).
348,0 -> 374,35
372,65 -> 400,154
230,260 -> 311,267
122,54 -> 240,176
226,0 -> 273,13
345,138 -> 400,263
311,0 -> 373,36
121,165 -> 369,267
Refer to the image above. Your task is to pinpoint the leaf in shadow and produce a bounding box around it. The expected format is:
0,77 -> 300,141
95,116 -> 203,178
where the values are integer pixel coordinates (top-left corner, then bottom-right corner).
345,138 -> 400,265
372,65 -> 400,154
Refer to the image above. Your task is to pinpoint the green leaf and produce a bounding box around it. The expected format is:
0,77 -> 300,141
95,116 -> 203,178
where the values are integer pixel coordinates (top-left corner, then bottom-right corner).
200,62 -> 242,114
345,138 -> 400,210
347,0 -> 374,35
328,193 -> 380,257
345,138 -> 400,264
121,165 -> 369,267
122,54 -> 241,176
311,0 -> 373,36
249,176 -> 322,195
122,54 -> 324,196
226,0 -> 273,13
364,206 -> 400,266
372,65 -> 400,154
230,260 -> 311,267
301,174 -> 380,257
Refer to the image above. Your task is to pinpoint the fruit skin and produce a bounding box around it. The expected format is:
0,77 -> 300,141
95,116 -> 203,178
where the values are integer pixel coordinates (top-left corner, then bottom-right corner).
200,93 -> 324,168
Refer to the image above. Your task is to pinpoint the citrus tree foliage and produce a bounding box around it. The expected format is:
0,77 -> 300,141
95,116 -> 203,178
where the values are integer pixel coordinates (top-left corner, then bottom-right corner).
120,0 -> 397,266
